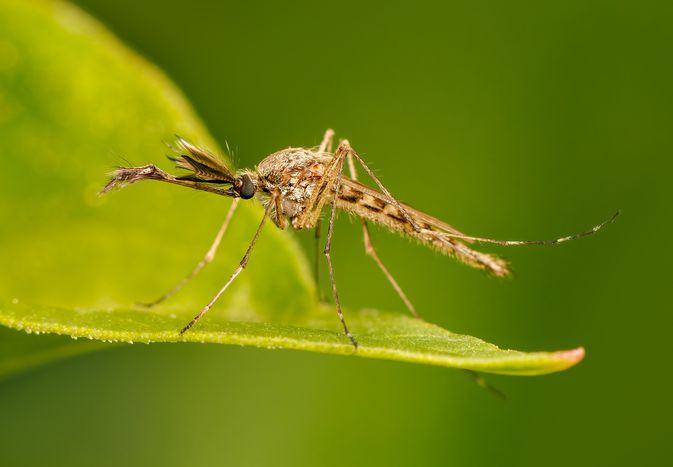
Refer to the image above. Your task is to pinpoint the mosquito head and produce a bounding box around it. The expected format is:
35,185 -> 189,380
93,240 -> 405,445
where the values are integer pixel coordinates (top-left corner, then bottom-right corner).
232,173 -> 257,199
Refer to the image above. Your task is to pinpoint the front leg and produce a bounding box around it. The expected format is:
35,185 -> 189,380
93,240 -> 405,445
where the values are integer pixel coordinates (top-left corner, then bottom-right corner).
181,202 -> 273,334
322,146 -> 357,348
271,187 -> 287,229
295,140 -> 350,230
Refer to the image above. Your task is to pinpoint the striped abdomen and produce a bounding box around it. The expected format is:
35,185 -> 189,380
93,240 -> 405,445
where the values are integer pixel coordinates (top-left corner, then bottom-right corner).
334,178 -> 510,277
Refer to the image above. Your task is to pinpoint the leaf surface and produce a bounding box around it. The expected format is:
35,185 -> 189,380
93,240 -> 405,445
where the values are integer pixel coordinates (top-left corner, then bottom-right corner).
0,302 -> 583,376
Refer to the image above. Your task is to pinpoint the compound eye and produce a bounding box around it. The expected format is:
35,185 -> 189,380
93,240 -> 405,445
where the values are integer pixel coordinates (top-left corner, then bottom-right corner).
239,174 -> 256,199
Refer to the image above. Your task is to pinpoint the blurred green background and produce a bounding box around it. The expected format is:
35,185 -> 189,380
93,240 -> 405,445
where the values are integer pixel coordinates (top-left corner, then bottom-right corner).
1,0 -> 671,466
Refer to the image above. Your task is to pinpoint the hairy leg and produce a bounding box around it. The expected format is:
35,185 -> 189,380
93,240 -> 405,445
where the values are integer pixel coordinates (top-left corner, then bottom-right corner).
346,145 -> 422,233
314,217 -> 324,302
294,140 -> 346,229
180,201 -> 272,334
344,142 -> 619,248
317,128 -> 335,153
311,130 -> 334,301
272,187 -> 287,229
323,143 -> 357,347
346,153 -> 419,318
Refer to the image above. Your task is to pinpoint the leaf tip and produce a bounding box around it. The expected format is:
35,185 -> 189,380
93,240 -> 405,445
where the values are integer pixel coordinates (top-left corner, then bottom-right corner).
552,346 -> 585,367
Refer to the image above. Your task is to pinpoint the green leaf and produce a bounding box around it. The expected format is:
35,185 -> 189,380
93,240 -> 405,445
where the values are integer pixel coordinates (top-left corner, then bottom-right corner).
0,0 -> 584,378
1,302 -> 583,376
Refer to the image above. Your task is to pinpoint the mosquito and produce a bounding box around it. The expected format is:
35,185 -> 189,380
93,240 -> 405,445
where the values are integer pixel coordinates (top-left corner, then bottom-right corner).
100,129 -> 619,347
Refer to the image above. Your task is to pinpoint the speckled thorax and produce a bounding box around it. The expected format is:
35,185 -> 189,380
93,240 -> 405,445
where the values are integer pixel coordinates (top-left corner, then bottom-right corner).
256,148 -> 331,223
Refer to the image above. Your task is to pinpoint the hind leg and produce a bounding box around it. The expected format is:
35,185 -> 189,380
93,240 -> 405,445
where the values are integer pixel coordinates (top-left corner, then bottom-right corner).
346,153 -> 419,318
